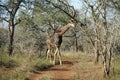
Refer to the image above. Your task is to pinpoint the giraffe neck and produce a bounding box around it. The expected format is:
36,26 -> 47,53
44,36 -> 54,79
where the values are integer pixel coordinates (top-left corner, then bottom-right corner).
56,24 -> 71,36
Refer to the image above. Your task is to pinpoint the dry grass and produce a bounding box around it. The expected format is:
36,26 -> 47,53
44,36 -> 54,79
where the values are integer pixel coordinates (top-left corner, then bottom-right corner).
0,52 -> 120,80
38,73 -> 54,80
73,61 -> 103,80
71,53 -> 120,80
0,52 -> 53,80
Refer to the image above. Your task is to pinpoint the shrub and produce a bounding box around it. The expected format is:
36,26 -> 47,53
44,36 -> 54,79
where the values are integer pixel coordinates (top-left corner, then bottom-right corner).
35,59 -> 53,70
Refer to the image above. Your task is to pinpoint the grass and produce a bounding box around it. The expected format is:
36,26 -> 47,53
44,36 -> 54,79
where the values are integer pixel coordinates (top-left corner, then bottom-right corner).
38,74 -> 54,80
71,53 -> 120,80
0,51 -> 120,80
0,71 -> 30,80
105,55 -> 120,80
73,60 -> 102,80
62,51 -> 85,59
0,52 -> 53,80
0,53 -> 19,68
62,52 -> 120,80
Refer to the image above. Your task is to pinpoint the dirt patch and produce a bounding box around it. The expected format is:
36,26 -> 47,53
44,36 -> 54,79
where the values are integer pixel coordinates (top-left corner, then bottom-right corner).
29,58 -> 78,80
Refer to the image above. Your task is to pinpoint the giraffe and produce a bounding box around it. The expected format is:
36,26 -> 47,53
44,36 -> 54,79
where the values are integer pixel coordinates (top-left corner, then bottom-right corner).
46,20 -> 75,65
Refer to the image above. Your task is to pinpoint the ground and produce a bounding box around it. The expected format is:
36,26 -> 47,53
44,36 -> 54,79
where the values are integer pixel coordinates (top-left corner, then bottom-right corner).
1,53 -> 119,80
29,58 -> 78,80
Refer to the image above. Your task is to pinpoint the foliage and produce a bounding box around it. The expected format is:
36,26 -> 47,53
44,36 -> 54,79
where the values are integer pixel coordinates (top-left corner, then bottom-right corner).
107,0 -> 120,12
0,28 -> 8,48
35,59 -> 53,70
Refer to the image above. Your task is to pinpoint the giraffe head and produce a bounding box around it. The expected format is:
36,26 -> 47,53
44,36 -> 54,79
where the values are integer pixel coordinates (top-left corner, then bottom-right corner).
68,19 -> 75,27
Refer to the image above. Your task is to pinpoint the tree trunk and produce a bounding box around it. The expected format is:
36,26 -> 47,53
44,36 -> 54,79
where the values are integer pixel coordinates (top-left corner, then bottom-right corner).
110,47 -> 115,74
8,20 -> 15,56
102,53 -> 108,77
106,43 -> 112,75
75,35 -> 78,52
94,40 -> 99,64
94,50 -> 99,64
101,45 -> 108,77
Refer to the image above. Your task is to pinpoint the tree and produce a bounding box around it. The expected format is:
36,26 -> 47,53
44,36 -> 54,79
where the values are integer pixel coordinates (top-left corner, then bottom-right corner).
0,0 -> 23,55
81,0 -> 118,76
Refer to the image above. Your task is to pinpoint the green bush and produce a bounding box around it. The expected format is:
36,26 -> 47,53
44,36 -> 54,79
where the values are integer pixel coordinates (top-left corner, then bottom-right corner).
35,59 -> 53,70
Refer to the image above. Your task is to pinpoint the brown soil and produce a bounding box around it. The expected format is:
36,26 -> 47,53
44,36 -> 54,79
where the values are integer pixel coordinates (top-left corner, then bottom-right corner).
29,58 -> 78,80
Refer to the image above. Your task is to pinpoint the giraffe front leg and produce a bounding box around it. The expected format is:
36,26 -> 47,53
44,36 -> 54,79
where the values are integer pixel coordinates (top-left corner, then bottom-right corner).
53,48 -> 58,65
58,50 -> 62,65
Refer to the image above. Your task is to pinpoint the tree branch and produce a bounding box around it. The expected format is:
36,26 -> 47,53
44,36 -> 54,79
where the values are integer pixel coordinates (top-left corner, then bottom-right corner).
46,0 -> 85,26
12,0 -> 23,16
14,18 -> 21,26
0,4 -> 11,13
0,17 -> 9,22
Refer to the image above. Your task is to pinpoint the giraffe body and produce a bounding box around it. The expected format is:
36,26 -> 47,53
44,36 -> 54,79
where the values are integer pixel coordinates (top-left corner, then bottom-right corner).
46,20 -> 75,65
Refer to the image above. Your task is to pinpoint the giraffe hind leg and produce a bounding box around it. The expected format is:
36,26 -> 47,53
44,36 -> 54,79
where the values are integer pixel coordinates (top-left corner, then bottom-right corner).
46,49 -> 49,60
46,49 -> 52,63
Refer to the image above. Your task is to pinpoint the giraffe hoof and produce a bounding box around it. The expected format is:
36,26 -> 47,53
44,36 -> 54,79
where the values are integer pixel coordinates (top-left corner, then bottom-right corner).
60,62 -> 62,65
53,61 -> 55,65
